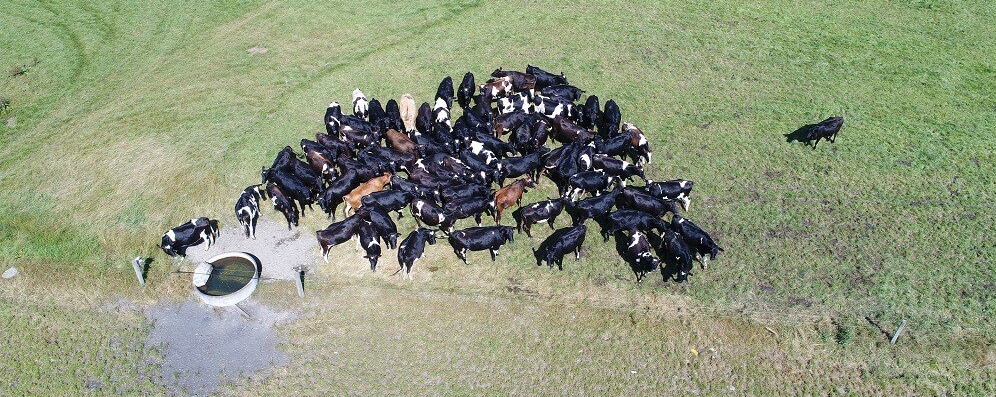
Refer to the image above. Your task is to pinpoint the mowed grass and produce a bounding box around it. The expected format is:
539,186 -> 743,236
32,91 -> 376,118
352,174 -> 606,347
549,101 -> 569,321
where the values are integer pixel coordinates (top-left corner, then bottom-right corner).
1,0 -> 994,393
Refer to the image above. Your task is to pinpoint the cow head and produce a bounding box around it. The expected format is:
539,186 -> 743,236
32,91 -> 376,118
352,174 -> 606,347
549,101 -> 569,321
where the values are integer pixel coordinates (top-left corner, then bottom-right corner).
260,166 -> 270,184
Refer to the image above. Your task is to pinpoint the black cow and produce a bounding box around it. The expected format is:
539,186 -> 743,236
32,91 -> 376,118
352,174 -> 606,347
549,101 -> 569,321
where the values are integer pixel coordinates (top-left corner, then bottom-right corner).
357,222 -> 382,271
234,185 -> 265,239
389,175 -> 439,202
565,187 -> 620,226
497,151 -> 544,187
319,170 -> 363,220
579,95 -> 601,131
512,197 -> 567,237
539,84 -> 584,102
410,198 -> 452,232
533,224 -> 586,270
267,182 -> 299,230
624,230 -> 661,282
565,171 -> 620,200
525,65 -> 568,89
415,102 -> 433,136
363,207 -> 400,250
360,189 -> 415,218
660,229 -> 693,282
672,214 -> 723,269
368,98 -> 388,133
435,76 -> 454,110
324,102 -> 343,137
645,179 -> 694,211
807,116 -> 844,148
444,196 -> 494,227
591,154 -> 646,183
615,187 -> 678,218
599,209 -> 668,241
446,226 -> 515,264
396,228 -> 438,280
158,217 -> 218,258
384,99 -> 405,134
316,210 -> 367,263
441,183 -> 491,204
457,72 -> 476,109
598,99 -> 621,138
263,167 -> 316,216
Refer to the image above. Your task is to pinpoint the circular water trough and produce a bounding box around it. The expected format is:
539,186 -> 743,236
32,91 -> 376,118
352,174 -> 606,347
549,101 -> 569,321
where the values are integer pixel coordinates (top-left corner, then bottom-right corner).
192,252 -> 260,307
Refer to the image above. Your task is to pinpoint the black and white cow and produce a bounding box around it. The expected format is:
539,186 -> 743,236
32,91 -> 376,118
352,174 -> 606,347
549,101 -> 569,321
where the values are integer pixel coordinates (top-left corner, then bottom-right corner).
364,206 -> 400,249
565,187 -> 620,226
318,170 -> 363,220
539,84 -> 584,102
397,228 -> 438,280
671,214 -> 724,269
599,209 -> 669,241
512,197 -> 567,237
497,150 -> 544,187
410,198 -> 452,232
234,185 -> 265,239
316,210 -> 368,263
444,196 -> 494,227
625,230 -> 661,282
267,182 -> 299,229
645,179 -> 693,211
457,72 -> 476,109
324,102 -> 342,137
158,217 -> 218,258
446,226 -> 515,264
357,222 -> 382,271
433,98 -> 451,127
565,171 -> 620,200
352,88 -> 369,121
661,229 -> 693,282
615,187 -> 679,218
360,189 -> 415,219
533,224 -> 586,270
435,76 -> 454,110
591,154 -> 646,183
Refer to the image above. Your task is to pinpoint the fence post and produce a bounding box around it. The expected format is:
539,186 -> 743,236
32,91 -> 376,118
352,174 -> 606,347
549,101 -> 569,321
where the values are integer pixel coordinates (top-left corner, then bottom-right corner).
890,319 -> 907,344
132,256 -> 146,286
294,266 -> 306,298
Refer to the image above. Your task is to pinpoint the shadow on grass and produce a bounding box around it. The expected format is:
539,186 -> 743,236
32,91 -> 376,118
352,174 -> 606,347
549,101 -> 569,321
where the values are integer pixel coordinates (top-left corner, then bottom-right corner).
784,123 -> 816,147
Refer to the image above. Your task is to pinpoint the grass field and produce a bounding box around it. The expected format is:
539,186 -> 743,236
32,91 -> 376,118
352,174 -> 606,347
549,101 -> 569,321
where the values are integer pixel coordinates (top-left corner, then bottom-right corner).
1,0 -> 994,393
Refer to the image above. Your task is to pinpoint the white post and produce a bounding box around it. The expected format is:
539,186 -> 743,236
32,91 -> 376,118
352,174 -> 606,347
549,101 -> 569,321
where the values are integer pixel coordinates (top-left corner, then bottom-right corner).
131,257 -> 146,286
890,319 -> 907,344
294,266 -> 306,298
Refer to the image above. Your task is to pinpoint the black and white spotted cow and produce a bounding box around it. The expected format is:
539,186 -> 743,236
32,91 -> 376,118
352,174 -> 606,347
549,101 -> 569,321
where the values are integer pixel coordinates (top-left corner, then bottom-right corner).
433,98 -> 451,127
661,229 -> 693,282
324,102 -> 342,137
410,198 -> 452,232
234,185 -> 266,239
565,171 -> 620,200
267,182 -> 300,230
435,76 -> 455,110
512,197 -> 567,237
615,187 -> 678,218
621,122 -> 653,164
397,227 -> 438,280
357,222 -> 382,271
363,206 -> 400,250
316,210 -> 368,263
625,230 -> 661,282
598,99 -> 621,138
671,214 -> 724,269
644,179 -> 694,211
591,154 -> 646,183
446,226 -> 515,264
158,217 -> 219,258
533,224 -> 586,270
352,88 -> 369,121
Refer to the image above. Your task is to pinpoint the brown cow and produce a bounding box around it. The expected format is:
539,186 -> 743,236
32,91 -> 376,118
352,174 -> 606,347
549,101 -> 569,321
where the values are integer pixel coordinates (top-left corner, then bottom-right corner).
490,68 -> 537,92
304,148 -> 335,181
491,175 -> 537,224
550,115 -> 594,144
400,94 -> 417,132
385,129 -> 417,157
622,122 -> 652,164
342,172 -> 392,216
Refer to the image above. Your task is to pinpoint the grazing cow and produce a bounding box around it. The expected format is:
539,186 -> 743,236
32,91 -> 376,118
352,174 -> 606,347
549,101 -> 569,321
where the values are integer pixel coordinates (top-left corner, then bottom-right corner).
234,185 -> 265,239
644,179 -> 693,211
598,99 -> 621,138
539,84 -> 584,102
433,98 -> 451,127
622,122 -> 652,164
615,187 -> 679,218
580,95 -> 601,130
807,116 -> 844,148
360,189 -> 415,218
533,224 -> 586,270
397,228 -> 437,279
410,198 -> 452,231
549,115 -> 594,144
491,176 -> 536,224
400,93 -> 417,132
267,182 -> 300,229
316,211 -> 368,263
481,76 -> 513,100
625,230 -> 661,282
671,214 -> 723,269
444,196 -> 494,227
565,171 -> 620,200
564,185 -> 620,226
363,207 -> 400,249
661,229 -> 693,282
262,166 -> 316,216
441,183 -> 491,204
435,76 -> 454,109
340,115 -> 380,148
324,102 -> 343,137
533,95 -> 576,120
318,170 -> 362,220
390,175 -> 439,202
591,154 -> 646,183
352,88 -> 369,120
599,209 -> 668,241
357,222 -> 382,271
447,226 -> 515,264
385,128 -> 418,156
497,150 -> 544,186
158,217 -> 218,258
415,102 -> 433,136
384,99 -> 404,133
342,172 -> 392,216
490,68 -> 537,92
526,64 -> 568,89
457,72 -> 476,109
368,98 -> 388,133
512,197 -> 567,237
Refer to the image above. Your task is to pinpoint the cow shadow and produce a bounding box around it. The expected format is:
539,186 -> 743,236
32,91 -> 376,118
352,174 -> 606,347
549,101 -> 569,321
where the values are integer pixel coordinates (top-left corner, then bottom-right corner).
784,124 -> 815,146
140,257 -> 153,280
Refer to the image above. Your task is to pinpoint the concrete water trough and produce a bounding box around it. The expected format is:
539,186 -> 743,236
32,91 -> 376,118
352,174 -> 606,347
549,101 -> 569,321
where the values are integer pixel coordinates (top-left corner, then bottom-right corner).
192,252 -> 260,307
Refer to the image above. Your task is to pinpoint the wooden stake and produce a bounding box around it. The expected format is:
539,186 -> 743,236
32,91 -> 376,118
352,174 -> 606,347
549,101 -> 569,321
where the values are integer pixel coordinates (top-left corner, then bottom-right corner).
890,320 -> 907,344
131,257 -> 146,286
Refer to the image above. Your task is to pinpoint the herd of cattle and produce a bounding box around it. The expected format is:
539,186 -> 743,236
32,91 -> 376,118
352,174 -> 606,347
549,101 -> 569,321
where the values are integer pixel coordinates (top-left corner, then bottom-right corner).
161,65 -> 726,283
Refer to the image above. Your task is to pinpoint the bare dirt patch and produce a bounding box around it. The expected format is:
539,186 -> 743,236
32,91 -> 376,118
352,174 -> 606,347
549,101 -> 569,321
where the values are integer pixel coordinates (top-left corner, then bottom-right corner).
184,217 -> 318,281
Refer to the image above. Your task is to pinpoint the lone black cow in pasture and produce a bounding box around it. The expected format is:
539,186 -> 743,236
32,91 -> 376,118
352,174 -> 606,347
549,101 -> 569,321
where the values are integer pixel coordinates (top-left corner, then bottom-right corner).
396,228 -> 438,280
671,214 -> 723,269
159,217 -> 219,258
807,116 -> 844,148
447,226 -> 515,264
512,197 -> 568,237
533,224 -> 586,270
234,185 -> 266,239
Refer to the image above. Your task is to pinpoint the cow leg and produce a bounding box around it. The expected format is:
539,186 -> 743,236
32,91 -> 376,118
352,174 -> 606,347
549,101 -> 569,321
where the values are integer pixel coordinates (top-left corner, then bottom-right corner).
701,255 -> 709,270
575,247 -> 581,260
475,213 -> 482,227
489,249 -> 497,262
548,217 -> 556,230
524,222 -> 532,238
323,246 -> 331,263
